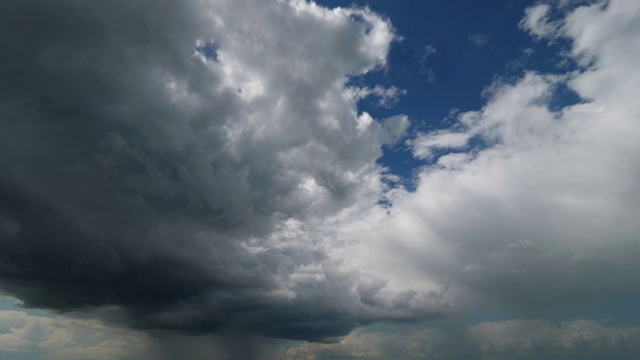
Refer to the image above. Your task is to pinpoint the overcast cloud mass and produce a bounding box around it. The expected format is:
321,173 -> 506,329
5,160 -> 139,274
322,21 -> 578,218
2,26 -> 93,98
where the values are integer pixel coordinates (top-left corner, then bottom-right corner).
1,0 -> 640,359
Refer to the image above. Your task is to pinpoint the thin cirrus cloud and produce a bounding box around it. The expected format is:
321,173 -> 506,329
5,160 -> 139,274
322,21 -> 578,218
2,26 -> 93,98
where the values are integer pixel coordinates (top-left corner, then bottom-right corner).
1,0 -> 640,359
468,33 -> 491,47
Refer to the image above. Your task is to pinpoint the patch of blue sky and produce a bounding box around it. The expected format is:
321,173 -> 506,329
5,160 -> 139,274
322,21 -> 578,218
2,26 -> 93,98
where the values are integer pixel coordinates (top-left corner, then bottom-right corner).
195,40 -> 219,62
547,81 -> 585,112
319,0 -> 588,187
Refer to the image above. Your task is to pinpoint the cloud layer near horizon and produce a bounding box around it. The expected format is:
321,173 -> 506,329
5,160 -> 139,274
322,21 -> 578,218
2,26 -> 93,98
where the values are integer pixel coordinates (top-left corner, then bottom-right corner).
2,0 -> 640,358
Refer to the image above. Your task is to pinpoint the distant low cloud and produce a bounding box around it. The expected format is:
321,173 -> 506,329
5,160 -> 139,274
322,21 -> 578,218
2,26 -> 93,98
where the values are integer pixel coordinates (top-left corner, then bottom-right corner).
0,310 -> 147,359
274,319 -> 640,359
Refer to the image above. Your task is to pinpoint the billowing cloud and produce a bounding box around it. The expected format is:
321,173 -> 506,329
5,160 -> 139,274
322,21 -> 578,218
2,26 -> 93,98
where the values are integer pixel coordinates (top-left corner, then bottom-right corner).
0,0 -> 418,343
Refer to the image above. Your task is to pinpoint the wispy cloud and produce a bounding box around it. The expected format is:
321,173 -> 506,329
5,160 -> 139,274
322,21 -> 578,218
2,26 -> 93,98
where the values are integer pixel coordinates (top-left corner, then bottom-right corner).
468,32 -> 491,47
419,44 -> 439,82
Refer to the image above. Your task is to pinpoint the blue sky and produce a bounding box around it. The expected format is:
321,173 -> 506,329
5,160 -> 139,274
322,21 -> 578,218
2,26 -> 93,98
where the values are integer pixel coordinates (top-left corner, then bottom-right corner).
1,0 -> 640,359
320,0 -> 581,183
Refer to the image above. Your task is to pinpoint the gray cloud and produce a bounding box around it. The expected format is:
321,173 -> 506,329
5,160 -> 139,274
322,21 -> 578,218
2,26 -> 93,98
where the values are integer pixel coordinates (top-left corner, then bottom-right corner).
0,0 -> 424,344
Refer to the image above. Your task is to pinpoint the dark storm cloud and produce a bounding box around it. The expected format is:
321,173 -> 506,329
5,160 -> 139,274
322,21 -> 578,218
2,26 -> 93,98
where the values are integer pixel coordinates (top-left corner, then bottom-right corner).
0,0 -> 422,342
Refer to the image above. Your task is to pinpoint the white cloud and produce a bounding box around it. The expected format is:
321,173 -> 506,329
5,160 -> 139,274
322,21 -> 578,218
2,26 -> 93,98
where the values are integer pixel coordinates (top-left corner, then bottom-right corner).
520,4 -> 560,39
345,85 -> 407,107
329,0 -> 640,317
410,131 -> 473,159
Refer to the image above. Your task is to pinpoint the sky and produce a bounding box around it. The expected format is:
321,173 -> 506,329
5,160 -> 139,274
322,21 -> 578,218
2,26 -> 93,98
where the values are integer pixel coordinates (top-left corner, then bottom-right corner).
1,0 -> 640,359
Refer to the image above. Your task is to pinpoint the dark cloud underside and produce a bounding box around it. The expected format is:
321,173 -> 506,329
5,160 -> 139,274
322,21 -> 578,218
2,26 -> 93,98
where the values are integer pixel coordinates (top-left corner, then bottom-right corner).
0,0 -> 415,341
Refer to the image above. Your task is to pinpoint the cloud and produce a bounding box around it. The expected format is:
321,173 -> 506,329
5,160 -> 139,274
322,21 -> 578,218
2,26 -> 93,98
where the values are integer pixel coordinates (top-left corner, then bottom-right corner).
273,319 -> 640,359
17,314 -> 634,360
0,310 -> 147,360
468,33 -> 491,47
409,130 -> 473,160
520,4 -> 560,39
0,0 -> 417,344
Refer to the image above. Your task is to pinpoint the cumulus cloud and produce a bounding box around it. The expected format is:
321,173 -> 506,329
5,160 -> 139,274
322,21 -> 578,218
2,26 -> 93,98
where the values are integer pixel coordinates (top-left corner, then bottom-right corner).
520,4 -> 560,39
470,319 -> 640,357
409,130 -> 473,160
0,310 -> 147,360
0,307 -> 275,360
0,0 -> 417,344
